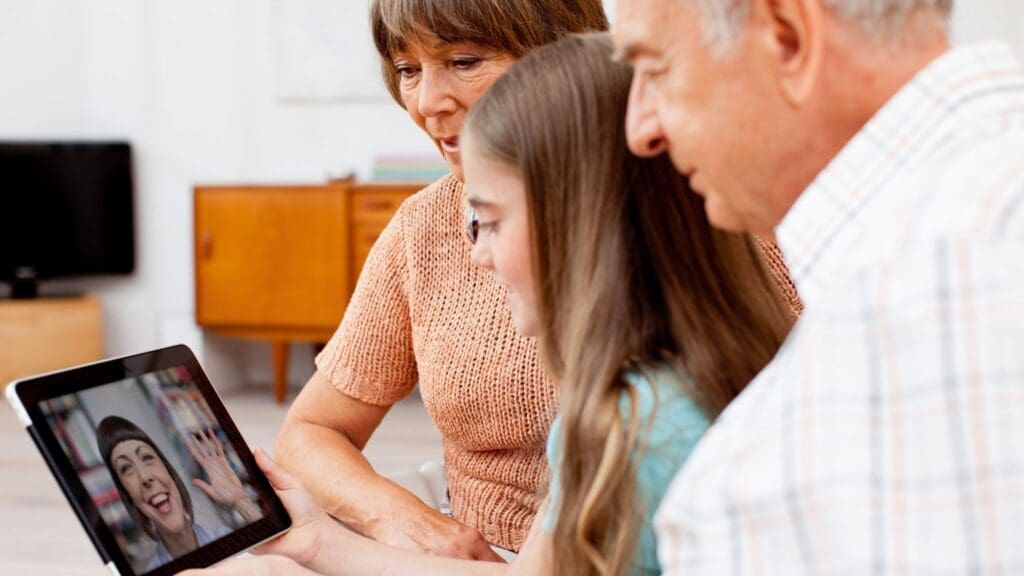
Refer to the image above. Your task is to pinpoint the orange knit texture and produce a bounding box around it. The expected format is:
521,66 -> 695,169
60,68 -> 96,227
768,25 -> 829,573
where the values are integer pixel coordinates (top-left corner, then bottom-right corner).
756,237 -> 805,316
315,175 -> 554,552
314,175 -> 803,552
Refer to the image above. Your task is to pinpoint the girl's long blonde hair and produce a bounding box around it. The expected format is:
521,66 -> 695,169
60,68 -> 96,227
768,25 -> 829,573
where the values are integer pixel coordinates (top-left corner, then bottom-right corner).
466,34 -> 794,575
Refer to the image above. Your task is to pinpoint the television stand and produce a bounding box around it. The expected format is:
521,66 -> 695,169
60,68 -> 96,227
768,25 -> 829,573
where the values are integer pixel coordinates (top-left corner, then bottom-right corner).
0,294 -> 103,384
10,277 -> 39,299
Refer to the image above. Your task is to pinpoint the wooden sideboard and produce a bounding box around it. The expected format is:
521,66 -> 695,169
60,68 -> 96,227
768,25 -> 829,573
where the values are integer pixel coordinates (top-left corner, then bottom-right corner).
194,180 -> 421,403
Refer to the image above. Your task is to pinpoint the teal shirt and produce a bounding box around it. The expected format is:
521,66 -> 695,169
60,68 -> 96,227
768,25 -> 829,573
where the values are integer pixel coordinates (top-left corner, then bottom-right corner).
544,369 -> 710,575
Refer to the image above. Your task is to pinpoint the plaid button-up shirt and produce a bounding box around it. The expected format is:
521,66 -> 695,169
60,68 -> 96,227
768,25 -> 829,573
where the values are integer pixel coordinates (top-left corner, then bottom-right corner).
655,42 -> 1024,575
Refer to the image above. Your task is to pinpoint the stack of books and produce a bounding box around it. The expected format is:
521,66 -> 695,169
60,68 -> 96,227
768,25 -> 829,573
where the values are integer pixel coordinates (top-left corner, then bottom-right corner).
371,154 -> 449,182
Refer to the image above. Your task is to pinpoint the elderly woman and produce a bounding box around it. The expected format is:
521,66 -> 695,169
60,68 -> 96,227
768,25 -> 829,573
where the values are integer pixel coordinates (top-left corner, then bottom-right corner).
273,0 -> 609,562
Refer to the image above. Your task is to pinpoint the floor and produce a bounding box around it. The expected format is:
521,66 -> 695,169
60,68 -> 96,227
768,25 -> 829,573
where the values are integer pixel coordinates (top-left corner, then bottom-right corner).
0,388 -> 442,575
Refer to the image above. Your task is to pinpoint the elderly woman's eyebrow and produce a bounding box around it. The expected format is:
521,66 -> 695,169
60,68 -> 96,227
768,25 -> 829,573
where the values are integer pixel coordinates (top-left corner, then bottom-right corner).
434,37 -> 487,51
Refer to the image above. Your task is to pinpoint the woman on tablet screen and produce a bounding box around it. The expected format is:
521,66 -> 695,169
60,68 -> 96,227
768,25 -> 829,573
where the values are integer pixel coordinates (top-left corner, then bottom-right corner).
96,416 -> 263,570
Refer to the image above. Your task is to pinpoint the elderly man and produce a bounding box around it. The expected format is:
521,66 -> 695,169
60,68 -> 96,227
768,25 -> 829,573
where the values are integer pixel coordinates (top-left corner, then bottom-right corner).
616,0 -> 1024,574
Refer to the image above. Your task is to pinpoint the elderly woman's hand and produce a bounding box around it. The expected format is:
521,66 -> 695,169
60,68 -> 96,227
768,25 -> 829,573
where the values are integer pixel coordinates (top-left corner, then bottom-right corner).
375,509 -> 505,563
246,448 -> 340,567
255,448 -> 505,569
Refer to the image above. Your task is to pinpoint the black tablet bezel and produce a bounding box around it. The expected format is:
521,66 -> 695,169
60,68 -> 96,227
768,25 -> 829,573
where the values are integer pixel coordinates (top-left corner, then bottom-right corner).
8,344 -> 291,576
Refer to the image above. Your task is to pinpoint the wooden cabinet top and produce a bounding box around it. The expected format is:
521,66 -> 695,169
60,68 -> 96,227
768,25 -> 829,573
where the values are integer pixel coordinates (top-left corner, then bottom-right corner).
193,181 -> 422,341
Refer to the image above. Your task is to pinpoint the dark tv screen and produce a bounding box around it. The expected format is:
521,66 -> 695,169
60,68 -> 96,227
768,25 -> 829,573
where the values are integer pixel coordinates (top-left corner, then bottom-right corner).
0,142 -> 135,283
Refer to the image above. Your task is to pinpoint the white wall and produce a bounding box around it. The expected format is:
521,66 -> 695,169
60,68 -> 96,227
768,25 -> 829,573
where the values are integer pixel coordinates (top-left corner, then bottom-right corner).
1,0 -> 1021,391
952,0 -> 1024,56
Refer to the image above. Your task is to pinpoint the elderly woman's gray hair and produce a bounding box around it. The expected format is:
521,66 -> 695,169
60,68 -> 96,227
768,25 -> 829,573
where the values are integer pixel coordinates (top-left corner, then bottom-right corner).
694,0 -> 953,52
370,0 -> 609,105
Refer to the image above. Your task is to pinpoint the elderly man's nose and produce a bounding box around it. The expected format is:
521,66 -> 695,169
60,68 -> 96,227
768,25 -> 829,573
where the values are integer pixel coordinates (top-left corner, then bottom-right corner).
627,116 -> 668,157
626,78 -> 668,157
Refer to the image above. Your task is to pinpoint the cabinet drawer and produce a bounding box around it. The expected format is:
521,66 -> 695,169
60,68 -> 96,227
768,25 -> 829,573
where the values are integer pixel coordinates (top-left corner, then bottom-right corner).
351,191 -> 410,224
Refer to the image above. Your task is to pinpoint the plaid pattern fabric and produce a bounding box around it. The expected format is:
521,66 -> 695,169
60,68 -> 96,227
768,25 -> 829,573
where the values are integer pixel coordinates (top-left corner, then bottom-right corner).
655,43 -> 1024,575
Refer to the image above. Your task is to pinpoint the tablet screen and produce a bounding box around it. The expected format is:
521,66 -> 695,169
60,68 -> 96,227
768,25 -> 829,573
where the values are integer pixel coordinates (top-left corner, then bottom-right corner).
34,360 -> 278,575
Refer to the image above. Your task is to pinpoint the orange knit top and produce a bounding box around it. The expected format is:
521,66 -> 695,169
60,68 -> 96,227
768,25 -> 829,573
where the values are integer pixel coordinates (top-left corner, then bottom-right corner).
315,174 -> 553,551
757,237 -> 804,317
314,174 -> 803,552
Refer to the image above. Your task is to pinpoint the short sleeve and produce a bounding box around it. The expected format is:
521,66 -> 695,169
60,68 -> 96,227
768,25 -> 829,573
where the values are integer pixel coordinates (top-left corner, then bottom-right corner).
314,199 -> 419,406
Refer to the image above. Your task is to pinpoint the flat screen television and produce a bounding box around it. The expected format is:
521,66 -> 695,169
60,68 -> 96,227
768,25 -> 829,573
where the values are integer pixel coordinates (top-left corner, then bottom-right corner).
0,141 -> 135,298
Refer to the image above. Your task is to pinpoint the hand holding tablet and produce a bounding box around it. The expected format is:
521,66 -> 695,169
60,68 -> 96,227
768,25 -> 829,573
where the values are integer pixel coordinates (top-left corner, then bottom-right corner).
183,447 -> 386,576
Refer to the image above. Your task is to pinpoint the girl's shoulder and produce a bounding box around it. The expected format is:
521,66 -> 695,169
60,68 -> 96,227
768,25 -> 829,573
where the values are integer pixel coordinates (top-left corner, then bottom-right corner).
622,367 -> 709,437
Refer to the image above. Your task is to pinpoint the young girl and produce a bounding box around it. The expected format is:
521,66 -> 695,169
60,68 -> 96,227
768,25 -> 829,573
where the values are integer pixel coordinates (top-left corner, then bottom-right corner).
185,33 -> 793,576
461,33 -> 793,575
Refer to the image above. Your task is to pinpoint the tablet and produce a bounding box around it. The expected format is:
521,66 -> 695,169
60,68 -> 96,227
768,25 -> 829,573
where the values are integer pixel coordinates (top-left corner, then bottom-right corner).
5,344 -> 291,576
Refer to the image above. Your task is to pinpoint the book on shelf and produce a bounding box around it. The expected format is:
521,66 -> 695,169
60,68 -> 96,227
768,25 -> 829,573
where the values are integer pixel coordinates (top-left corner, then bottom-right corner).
47,403 -> 102,469
138,368 -> 249,482
371,154 -> 448,183
98,499 -> 134,531
77,464 -> 135,531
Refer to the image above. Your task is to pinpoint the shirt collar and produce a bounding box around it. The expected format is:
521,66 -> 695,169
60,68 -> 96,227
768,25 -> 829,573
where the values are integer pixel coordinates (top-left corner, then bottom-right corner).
775,42 -> 1023,306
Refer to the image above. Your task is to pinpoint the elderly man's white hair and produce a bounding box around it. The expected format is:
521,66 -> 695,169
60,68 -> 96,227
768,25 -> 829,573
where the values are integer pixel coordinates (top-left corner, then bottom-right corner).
695,0 -> 953,52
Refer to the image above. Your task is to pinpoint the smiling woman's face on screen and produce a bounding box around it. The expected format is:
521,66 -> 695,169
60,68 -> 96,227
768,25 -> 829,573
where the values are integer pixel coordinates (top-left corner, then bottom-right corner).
111,439 -> 189,536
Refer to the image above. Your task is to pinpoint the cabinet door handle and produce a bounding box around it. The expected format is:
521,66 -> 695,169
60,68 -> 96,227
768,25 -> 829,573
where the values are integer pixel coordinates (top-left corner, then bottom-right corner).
201,233 -> 214,260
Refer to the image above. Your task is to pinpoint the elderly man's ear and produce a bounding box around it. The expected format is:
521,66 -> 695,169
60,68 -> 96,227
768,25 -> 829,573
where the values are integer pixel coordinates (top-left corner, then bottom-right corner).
750,0 -> 827,106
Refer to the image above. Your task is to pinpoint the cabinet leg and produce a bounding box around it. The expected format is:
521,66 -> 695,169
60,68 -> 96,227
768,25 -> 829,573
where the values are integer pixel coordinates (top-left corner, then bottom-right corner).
272,341 -> 290,404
